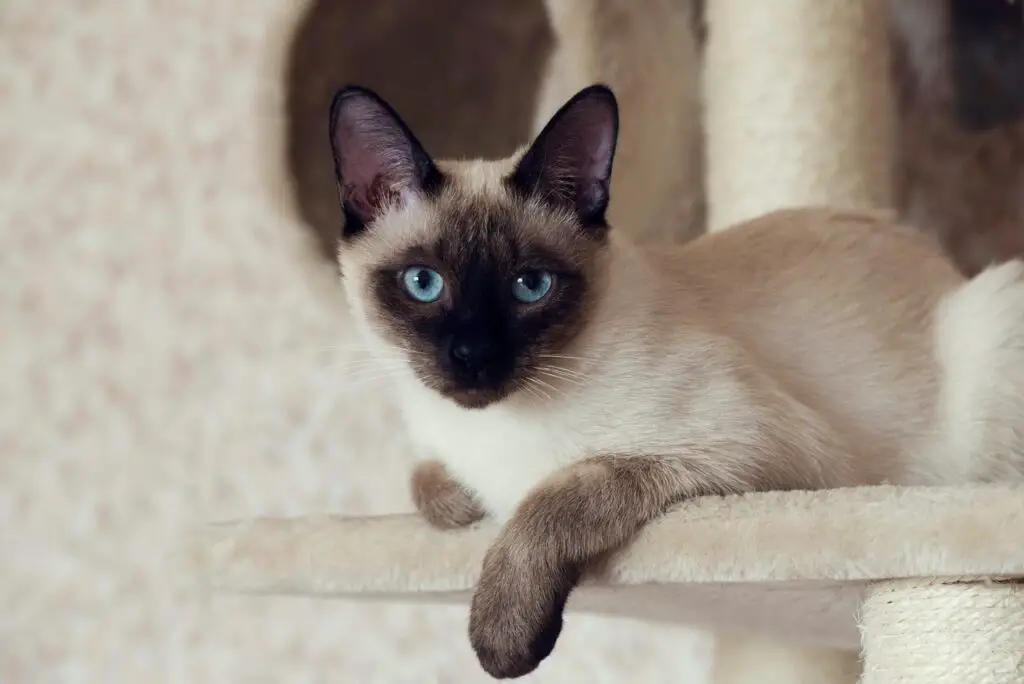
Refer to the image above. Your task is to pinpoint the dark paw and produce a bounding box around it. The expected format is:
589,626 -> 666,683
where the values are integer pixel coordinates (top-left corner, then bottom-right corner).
410,460 -> 486,529
469,600 -> 564,679
469,549 -> 572,680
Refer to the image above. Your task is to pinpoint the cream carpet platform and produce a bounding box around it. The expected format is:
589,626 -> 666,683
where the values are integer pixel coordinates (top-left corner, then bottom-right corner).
190,486 -> 1024,682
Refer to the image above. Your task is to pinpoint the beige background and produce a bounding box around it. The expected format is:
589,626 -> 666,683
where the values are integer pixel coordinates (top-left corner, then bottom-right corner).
1,1 -> 711,681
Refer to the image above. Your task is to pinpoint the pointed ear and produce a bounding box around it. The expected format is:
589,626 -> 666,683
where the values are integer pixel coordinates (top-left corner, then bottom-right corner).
328,86 -> 445,238
508,84 -> 619,228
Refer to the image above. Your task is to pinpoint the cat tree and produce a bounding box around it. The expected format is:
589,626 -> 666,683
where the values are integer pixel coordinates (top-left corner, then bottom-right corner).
189,0 -> 1024,682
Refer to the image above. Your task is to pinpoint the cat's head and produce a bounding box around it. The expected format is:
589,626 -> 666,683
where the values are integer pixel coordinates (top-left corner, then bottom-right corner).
329,84 -> 618,409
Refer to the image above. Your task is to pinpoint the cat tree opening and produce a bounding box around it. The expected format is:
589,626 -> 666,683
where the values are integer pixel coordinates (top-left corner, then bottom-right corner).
282,0 -> 551,260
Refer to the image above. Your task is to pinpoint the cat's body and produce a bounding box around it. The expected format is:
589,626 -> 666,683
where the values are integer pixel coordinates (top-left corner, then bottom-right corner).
397,200 -> 1023,523
329,85 -> 1024,679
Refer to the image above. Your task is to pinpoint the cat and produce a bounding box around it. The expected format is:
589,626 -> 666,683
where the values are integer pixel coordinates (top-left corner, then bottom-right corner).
328,84 -> 1024,679
535,0 -> 1024,275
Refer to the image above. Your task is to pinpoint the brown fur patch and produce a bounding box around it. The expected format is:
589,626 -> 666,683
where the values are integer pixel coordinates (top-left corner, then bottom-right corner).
410,460 -> 486,529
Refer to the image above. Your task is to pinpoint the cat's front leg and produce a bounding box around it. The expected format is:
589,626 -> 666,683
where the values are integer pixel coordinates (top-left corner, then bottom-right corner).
468,455 -> 708,679
410,460 -> 487,529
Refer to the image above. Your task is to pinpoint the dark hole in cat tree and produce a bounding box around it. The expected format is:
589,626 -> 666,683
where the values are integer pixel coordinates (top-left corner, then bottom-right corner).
284,0 -> 552,260
950,0 -> 1024,131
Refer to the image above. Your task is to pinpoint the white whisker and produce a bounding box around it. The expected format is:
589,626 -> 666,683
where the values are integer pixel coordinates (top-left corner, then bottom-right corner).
520,381 -> 545,403
534,364 -> 594,389
535,353 -> 596,363
334,370 -> 408,393
525,378 -> 554,402
531,376 -> 564,400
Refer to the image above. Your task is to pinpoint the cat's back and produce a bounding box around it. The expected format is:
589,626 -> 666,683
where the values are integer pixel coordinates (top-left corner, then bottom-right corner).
663,207 -> 965,453
667,207 -> 964,326
672,207 -> 962,292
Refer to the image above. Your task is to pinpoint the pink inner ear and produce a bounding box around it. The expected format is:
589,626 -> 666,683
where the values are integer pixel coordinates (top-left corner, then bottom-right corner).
584,122 -> 615,179
568,103 -> 615,181
542,97 -> 615,192
334,96 -> 419,220
339,173 -> 393,220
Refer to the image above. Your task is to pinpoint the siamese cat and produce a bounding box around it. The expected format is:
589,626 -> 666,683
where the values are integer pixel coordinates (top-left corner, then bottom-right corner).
328,84 -> 1024,679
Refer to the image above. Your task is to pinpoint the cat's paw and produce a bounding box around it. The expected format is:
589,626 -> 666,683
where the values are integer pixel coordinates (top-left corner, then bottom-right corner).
410,460 -> 486,529
469,539 -> 569,679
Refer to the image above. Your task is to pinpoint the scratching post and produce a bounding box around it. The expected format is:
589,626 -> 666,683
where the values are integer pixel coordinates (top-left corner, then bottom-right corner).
702,0 -> 894,681
860,580 -> 1024,683
703,0 -> 895,232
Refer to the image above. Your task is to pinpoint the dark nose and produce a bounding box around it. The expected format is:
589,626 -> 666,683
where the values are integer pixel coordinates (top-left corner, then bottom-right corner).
448,335 -> 496,373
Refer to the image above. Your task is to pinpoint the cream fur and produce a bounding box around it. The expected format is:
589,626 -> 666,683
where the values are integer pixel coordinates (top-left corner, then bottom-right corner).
930,260 -> 1024,484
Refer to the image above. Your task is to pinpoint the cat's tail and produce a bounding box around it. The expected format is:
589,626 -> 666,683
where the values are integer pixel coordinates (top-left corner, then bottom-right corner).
931,259 -> 1024,483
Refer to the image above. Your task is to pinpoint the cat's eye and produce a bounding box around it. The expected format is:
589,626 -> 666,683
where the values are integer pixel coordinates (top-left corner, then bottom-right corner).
401,266 -> 445,303
512,270 -> 554,304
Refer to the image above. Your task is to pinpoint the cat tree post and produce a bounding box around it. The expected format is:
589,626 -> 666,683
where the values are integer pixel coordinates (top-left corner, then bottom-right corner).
859,579 -> 1024,683
703,0 -> 895,233
702,0 -> 894,681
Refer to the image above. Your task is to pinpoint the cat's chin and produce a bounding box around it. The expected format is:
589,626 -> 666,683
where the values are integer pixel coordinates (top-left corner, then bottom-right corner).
443,387 -> 511,410
413,371 -> 522,410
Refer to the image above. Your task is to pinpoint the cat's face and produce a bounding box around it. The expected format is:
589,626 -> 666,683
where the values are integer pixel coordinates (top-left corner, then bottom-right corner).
329,85 -> 619,408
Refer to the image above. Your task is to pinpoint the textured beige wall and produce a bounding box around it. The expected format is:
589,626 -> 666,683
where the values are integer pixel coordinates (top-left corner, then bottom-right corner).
0,1 -> 710,681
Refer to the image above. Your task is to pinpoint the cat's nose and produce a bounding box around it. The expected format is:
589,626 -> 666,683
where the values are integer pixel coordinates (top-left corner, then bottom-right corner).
448,335 -> 496,373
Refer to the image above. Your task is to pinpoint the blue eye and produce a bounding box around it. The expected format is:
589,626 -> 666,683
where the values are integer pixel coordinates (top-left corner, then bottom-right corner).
401,266 -> 445,303
512,270 -> 554,303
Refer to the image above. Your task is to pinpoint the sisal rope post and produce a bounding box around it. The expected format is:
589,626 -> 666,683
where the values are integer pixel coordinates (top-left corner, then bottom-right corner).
703,0 -> 893,682
703,0 -> 895,233
860,579 -> 1024,683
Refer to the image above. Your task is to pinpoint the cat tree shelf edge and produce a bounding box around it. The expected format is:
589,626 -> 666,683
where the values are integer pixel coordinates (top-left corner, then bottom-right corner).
186,485 -> 1024,650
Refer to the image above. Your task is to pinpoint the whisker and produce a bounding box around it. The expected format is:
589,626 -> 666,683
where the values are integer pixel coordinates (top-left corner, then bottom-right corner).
535,353 -> 597,363
531,376 -> 564,400
520,381 -> 545,403
292,340 -> 430,362
334,371 -> 409,393
534,365 -> 593,388
535,375 -> 585,392
313,356 -> 411,379
536,365 -> 589,380
335,362 -> 410,378
525,378 -> 554,403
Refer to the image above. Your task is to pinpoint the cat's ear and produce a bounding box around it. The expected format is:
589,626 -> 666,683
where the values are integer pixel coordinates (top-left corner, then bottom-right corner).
329,86 -> 445,238
508,84 -> 619,228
